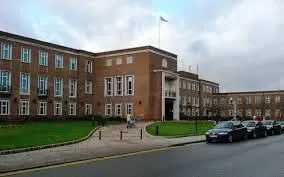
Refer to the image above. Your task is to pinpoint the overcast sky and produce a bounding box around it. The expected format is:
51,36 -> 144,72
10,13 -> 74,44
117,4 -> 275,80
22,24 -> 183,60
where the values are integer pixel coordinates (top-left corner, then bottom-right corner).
1,0 -> 284,92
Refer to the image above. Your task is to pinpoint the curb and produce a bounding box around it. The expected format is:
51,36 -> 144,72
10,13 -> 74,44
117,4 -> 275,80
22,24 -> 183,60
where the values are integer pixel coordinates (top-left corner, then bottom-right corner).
0,126 -> 101,156
169,140 -> 206,147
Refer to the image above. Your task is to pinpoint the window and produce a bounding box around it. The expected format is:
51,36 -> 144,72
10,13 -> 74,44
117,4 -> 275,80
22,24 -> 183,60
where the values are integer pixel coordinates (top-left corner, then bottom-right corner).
115,104 -> 122,116
246,96 -> 251,104
196,97 -> 199,107
85,60 -> 93,73
192,83 -> 195,91
265,109 -> 271,117
203,84 -> 206,92
116,58 -> 122,65
105,104 -> 112,116
196,84 -> 199,91
21,47 -> 31,63
54,102 -> 62,115
105,77 -> 113,96
275,96 -> 281,104
275,109 -> 281,117
213,98 -> 218,105
229,110 -> 234,116
256,109 -> 261,116
255,96 -> 261,104
54,77 -> 63,97
0,71 -> 11,92
126,56 -> 133,64
191,96 -> 195,106
238,110 -> 242,116
85,104 -> 92,115
0,100 -> 10,115
38,101 -> 47,115
126,103 -> 133,115
114,76 -> 123,96
206,86 -> 209,93
246,109 -> 252,116
20,73 -> 30,94
182,80 -> 186,89
187,82 -> 191,90
183,96 -> 187,106
19,100 -> 29,115
39,51 -> 48,66
85,80 -> 92,94
125,75 -> 134,96
192,108 -> 196,116
69,56 -> 77,70
221,98 -> 225,104
237,97 -> 242,104
69,103 -> 76,115
38,76 -> 48,95
229,97 -> 233,104
1,43 -> 12,60
265,96 -> 271,104
69,80 -> 77,97
55,54 -> 63,68
106,59 -> 112,66
162,58 -> 167,68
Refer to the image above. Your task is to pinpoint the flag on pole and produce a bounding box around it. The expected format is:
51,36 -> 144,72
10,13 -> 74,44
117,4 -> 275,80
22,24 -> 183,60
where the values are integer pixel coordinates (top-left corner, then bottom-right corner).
160,16 -> 168,22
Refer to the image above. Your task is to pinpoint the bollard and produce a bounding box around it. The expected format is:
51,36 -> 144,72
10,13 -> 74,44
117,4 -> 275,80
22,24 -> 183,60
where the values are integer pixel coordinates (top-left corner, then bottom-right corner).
156,125 -> 159,135
140,129 -> 143,139
120,131 -> 123,140
99,130 -> 102,140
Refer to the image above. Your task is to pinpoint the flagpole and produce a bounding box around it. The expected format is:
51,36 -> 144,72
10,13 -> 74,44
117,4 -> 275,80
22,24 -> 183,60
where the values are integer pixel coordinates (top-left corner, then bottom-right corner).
159,18 -> 161,48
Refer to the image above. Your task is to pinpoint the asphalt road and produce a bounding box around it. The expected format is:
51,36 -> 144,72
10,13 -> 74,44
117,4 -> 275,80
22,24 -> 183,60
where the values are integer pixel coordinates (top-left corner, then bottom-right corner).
6,134 -> 284,177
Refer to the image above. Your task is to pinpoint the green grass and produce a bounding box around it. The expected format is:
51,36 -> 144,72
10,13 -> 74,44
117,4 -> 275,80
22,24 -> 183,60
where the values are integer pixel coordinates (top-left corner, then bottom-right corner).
146,121 -> 214,137
0,121 -> 96,151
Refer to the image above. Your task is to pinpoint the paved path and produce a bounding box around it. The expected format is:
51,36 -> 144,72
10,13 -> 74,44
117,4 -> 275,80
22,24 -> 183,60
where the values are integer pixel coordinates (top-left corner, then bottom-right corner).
10,134 -> 284,177
0,122 -> 204,173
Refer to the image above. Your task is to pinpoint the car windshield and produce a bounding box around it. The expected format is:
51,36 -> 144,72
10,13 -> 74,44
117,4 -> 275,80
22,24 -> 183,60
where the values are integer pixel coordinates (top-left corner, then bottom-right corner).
242,121 -> 255,127
263,121 -> 273,125
214,122 -> 232,129
278,121 -> 284,125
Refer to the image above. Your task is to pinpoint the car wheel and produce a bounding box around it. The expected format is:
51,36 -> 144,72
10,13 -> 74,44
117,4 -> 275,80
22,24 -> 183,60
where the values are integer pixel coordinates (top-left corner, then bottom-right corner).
228,135 -> 233,143
253,131 -> 257,139
264,130 -> 267,137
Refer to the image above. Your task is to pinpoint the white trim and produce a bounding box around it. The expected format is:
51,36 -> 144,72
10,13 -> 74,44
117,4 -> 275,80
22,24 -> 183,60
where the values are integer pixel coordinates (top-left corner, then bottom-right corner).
153,69 -> 179,76
54,77 -> 63,97
37,101 -> 47,115
20,72 -> 30,95
21,46 -> 31,63
54,101 -> 62,115
0,36 -> 96,58
0,99 -> 10,115
125,103 -> 133,115
114,76 -> 123,96
1,42 -> 12,60
85,104 -> 92,115
104,77 -> 113,96
0,70 -> 11,92
55,54 -> 63,68
85,60 -> 93,73
69,102 -> 77,115
69,79 -> 77,98
105,104 -> 112,116
19,100 -> 30,115
125,75 -> 134,96
115,103 -> 122,116
69,56 -> 77,71
199,80 -> 219,87
85,80 -> 92,94
95,49 -> 177,60
38,75 -> 48,95
39,50 -> 48,66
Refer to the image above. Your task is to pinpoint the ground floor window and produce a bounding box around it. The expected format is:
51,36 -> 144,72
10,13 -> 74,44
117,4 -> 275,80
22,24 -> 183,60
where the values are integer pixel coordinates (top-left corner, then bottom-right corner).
19,100 -> 29,115
85,104 -> 92,115
38,101 -> 47,115
69,103 -> 76,115
0,100 -> 10,115
54,102 -> 62,115
105,104 -> 112,116
115,104 -> 122,116
126,103 -> 133,115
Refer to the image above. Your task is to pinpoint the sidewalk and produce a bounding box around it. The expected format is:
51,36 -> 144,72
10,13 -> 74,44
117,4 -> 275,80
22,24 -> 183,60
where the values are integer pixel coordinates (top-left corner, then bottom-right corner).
0,122 -> 205,173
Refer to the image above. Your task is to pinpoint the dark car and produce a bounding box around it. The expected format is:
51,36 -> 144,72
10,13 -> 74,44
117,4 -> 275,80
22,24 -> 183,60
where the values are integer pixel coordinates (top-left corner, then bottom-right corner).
262,120 -> 282,135
277,121 -> 284,131
242,120 -> 267,139
205,121 -> 247,143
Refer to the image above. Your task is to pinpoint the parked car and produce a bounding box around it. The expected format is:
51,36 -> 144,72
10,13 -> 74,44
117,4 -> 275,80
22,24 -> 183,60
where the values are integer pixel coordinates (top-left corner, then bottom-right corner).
262,120 -> 282,135
241,120 -> 267,139
205,121 -> 247,143
276,121 -> 284,131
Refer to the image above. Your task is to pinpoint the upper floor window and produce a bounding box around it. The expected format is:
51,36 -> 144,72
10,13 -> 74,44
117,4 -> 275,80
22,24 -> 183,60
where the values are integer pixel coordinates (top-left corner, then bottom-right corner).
229,97 -> 233,104
69,56 -> 77,70
105,77 -> 113,96
116,58 -> 122,65
162,58 -> 167,68
69,79 -> 77,97
203,84 -> 206,92
192,83 -> 195,91
213,98 -> 218,105
126,56 -> 133,64
220,98 -> 225,104
265,96 -> 271,104
187,82 -> 191,90
55,54 -> 63,68
182,80 -> 186,89
20,73 -> 30,94
0,71 -> 11,92
39,51 -> 48,66
237,97 -> 242,104
1,43 -> 12,60
125,75 -> 134,96
115,76 -> 123,96
255,96 -> 261,104
106,59 -> 112,66
246,96 -> 251,104
196,84 -> 199,91
21,47 -> 31,63
38,75 -> 48,95
275,96 -> 281,104
85,60 -> 93,73
85,80 -> 92,94
54,77 -> 63,97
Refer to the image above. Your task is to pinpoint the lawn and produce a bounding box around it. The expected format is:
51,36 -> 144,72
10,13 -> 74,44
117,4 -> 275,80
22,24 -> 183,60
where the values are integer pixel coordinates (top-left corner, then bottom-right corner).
0,121 -> 96,151
146,121 -> 214,137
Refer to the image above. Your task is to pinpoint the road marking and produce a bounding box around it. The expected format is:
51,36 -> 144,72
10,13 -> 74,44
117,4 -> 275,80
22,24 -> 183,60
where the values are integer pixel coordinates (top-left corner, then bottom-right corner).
0,146 -> 180,177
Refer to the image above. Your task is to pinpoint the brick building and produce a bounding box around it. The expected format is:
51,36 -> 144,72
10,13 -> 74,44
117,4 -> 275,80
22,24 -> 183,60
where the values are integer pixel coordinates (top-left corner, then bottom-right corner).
1,31 -> 220,121
213,90 -> 284,120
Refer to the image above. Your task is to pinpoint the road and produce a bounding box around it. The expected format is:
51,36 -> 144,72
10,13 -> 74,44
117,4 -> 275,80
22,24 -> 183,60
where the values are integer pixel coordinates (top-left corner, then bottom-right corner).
4,134 -> 284,177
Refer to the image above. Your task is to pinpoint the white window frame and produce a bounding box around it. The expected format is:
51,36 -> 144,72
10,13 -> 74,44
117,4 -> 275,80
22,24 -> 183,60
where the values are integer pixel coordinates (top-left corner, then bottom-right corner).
0,100 -> 10,115
275,96 -> 281,104
0,70 -> 11,92
69,103 -> 77,115
85,80 -> 92,94
104,77 -> 113,96
21,47 -> 31,63
187,82 -> 191,90
246,96 -> 251,104
105,104 -> 112,116
192,83 -> 195,91
246,109 -> 252,116
125,75 -> 134,96
19,100 -> 29,115
54,101 -> 62,115
229,110 -> 234,116
115,103 -> 122,116
162,58 -> 167,68
69,56 -> 77,70
1,43 -> 12,60
20,72 -> 30,95
39,51 -> 48,66
275,109 -> 281,117
54,77 -> 63,97
38,75 -> 48,95
182,81 -> 186,89
114,76 -> 123,96
85,60 -> 93,73
265,96 -> 271,104
85,104 -> 92,115
106,59 -> 112,66
69,79 -> 77,97
126,103 -> 133,115
229,97 -> 233,104
237,97 -> 242,104
196,83 -> 199,91
38,101 -> 47,116
55,54 -> 63,68
116,57 -> 122,65
126,56 -> 133,64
